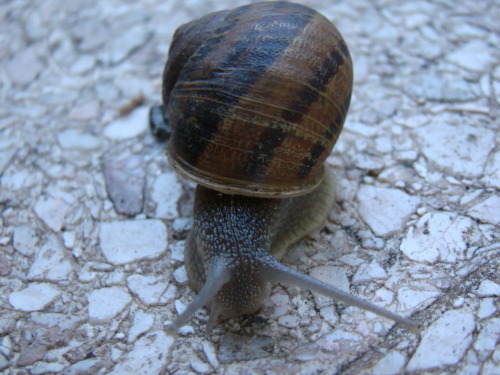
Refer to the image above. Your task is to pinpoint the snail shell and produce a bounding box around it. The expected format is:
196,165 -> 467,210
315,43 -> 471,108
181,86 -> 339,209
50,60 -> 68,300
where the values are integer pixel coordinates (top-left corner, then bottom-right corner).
164,1 -> 352,197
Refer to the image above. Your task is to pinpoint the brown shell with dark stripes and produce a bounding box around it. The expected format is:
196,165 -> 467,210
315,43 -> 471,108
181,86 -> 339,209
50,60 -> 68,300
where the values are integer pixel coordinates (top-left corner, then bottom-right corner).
163,1 -> 353,197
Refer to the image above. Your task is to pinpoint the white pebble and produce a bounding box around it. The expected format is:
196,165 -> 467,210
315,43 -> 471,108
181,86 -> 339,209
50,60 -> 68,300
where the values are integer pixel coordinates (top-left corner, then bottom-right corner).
468,196 -> 500,225
99,219 -> 167,265
13,226 -> 38,256
127,274 -> 176,306
88,286 -> 131,323
372,350 -> 406,375
357,185 -> 420,237
108,331 -> 174,375
27,235 -> 73,281
407,309 -> 475,371
476,280 -> 500,297
401,212 -> 480,263
9,283 -> 60,312
477,298 -> 496,320
151,172 -> 184,220
104,106 -> 149,140
34,195 -> 71,232
128,310 -> 154,343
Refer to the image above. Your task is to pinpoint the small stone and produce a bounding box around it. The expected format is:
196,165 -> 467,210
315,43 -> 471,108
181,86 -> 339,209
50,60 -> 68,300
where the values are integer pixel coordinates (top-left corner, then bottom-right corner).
104,25 -> 152,65
309,265 -> 349,306
473,318 -> 500,362
6,48 -> 43,85
108,331 -> 174,375
128,310 -> 155,343
191,356 -> 212,374
345,121 -> 377,137
88,286 -> 131,323
415,122 -> 495,179
27,235 -> 74,281
482,151 -> 500,189
104,155 -> 145,215
0,253 -> 11,276
278,314 -> 299,328
477,298 -> 496,320
468,196 -> 500,225
9,283 -> 60,312
34,195 -> 71,232
99,219 -> 167,265
30,361 -> 66,375
67,100 -> 100,121
476,280 -> 500,297
447,40 -> 496,72
407,309 -> 475,371
202,341 -> 219,369
397,286 -> 440,311
64,359 -> 103,375
57,129 -> 100,149
372,350 -> 406,375
0,353 -> 8,371
151,172 -> 184,220
70,55 -> 96,74
173,266 -> 188,285
104,106 -> 149,139
401,212 -> 480,263
127,274 -> 177,306
352,261 -> 388,283
357,185 -> 420,237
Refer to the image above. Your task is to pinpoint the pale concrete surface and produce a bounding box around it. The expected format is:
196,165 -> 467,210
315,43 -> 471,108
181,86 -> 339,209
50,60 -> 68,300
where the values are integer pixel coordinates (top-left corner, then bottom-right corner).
1,0 -> 499,374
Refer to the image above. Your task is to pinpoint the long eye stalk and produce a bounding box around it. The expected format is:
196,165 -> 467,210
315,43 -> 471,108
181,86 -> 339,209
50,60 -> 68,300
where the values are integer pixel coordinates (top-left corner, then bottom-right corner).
263,259 -> 419,333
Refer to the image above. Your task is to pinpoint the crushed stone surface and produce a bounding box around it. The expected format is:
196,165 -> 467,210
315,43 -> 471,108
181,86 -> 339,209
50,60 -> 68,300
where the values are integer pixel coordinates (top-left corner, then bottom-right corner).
1,0 -> 499,374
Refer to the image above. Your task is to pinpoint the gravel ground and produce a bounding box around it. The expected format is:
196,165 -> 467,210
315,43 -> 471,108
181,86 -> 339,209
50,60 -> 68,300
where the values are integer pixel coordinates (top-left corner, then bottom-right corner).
1,0 -> 499,374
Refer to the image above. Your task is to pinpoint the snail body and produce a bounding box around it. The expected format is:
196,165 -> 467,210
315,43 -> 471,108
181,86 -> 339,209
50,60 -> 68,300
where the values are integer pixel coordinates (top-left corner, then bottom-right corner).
156,1 -> 418,334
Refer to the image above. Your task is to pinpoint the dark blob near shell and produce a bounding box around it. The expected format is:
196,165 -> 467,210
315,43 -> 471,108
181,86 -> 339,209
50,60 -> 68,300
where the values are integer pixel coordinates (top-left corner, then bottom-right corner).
163,1 -> 353,197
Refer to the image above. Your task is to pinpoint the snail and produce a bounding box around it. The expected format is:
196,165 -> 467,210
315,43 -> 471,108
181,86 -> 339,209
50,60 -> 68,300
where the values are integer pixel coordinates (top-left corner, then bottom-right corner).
151,1 -> 419,335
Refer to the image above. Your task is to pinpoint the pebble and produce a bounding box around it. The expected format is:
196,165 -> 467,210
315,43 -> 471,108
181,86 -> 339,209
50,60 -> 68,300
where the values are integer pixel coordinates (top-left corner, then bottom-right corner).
27,235 -> 74,281
476,280 -> 500,297
67,100 -> 100,121
103,106 -> 149,139
103,25 -> 152,65
13,226 -> 39,256
103,155 -> 145,215
8,283 -> 60,312
108,331 -> 174,375
477,298 -> 496,320
151,172 -> 184,219
352,261 -> 388,283
482,151 -> 500,189
87,286 -> 131,323
278,314 -> 300,328
447,40 -> 497,72
127,274 -> 177,305
309,265 -> 349,306
57,129 -> 101,149
202,341 -> 219,369
372,350 -> 406,375
400,212 -> 479,263
468,196 -> 500,226
357,185 -> 420,237
173,265 -> 189,285
33,195 -> 71,232
0,353 -> 8,371
397,286 -> 440,311
407,309 -> 476,371
6,48 -> 43,85
415,122 -> 495,179
128,310 -> 155,343
474,318 -> 500,362
99,219 -> 167,265
191,356 -> 212,374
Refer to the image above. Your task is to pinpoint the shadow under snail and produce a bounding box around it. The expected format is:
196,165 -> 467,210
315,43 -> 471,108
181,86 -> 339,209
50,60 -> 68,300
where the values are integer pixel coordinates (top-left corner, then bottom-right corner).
150,1 -> 419,335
